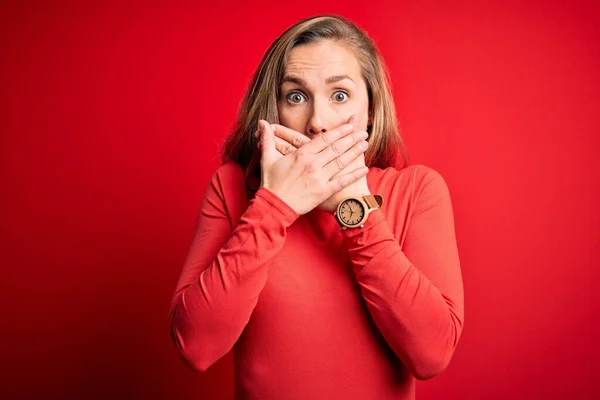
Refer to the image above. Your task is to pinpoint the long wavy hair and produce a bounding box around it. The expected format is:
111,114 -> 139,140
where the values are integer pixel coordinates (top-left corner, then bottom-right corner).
221,14 -> 409,196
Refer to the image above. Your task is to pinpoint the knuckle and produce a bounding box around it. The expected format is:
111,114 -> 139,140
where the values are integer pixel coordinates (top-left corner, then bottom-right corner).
331,141 -> 341,155
335,157 -> 345,170
292,135 -> 304,147
320,133 -> 331,146
359,130 -> 369,139
304,160 -> 318,174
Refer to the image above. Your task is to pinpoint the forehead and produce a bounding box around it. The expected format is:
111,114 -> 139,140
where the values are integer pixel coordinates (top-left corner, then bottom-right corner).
284,40 -> 361,80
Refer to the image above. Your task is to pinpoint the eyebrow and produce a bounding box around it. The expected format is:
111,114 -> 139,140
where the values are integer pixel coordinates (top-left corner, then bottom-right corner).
281,74 -> 355,86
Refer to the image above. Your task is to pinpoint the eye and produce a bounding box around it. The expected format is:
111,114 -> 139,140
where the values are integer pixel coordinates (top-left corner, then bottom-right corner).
286,91 -> 306,104
333,91 -> 349,103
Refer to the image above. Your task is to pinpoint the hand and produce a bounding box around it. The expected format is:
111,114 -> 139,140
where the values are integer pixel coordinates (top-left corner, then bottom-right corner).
256,117 -> 371,213
317,151 -> 370,213
256,119 -> 369,216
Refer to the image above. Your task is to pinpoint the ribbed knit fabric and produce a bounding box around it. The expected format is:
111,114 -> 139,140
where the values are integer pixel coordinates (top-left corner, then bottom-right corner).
169,162 -> 464,400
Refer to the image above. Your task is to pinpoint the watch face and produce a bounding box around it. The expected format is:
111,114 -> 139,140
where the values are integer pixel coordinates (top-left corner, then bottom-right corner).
339,199 -> 365,226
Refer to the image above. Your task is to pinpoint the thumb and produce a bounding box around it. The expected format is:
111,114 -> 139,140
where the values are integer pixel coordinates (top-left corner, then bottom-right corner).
258,120 -> 277,163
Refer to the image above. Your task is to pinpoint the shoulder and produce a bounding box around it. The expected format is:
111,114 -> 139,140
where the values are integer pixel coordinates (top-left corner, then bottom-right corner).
212,161 -> 245,182
201,162 -> 249,224
368,164 -> 452,210
206,161 -> 246,193
369,164 -> 448,192
201,161 -> 247,209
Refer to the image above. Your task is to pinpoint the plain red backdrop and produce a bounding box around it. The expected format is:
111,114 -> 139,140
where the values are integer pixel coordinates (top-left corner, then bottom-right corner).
1,0 -> 598,399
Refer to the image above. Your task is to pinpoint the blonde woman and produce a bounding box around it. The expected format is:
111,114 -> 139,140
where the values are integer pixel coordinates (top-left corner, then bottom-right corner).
169,14 -> 464,400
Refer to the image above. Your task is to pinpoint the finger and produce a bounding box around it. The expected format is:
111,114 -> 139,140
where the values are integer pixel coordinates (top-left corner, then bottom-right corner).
323,139 -> 368,178
326,165 -> 370,194
274,136 -> 296,155
255,124 -> 279,140
328,151 -> 365,180
318,129 -> 368,170
256,128 -> 262,148
271,124 -> 310,148
302,121 -> 355,154
258,120 -> 277,163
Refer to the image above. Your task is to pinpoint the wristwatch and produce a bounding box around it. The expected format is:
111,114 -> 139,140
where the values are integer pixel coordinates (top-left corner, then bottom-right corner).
333,194 -> 384,229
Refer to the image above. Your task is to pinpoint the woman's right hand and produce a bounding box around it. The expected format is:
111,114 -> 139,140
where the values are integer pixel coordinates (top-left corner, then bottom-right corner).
256,119 -> 369,216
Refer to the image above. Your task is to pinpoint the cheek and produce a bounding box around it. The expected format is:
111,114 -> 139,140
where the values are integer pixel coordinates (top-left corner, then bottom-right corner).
345,98 -> 370,130
277,103 -> 306,131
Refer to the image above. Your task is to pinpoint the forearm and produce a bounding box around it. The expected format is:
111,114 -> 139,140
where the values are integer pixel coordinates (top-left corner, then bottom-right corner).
342,210 -> 464,380
169,187 -> 298,372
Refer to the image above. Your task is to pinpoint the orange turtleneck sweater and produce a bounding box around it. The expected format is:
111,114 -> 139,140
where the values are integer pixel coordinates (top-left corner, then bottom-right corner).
169,162 -> 464,399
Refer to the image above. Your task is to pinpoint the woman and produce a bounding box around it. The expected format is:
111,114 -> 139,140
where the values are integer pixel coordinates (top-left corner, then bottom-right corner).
169,14 -> 464,400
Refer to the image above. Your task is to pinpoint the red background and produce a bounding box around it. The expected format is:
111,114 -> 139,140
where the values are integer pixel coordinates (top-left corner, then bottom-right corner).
1,1 -> 598,399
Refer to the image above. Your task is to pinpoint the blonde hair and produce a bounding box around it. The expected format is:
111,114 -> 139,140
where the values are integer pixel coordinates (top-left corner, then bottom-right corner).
222,14 -> 409,193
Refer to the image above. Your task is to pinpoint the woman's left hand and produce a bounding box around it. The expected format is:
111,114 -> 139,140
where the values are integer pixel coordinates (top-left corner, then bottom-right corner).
255,120 -> 371,213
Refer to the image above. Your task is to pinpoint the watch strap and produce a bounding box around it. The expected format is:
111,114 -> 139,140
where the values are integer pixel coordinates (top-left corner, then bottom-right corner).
363,194 -> 383,209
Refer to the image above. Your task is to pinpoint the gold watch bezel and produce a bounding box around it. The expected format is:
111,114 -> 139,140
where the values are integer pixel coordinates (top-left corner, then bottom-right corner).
334,196 -> 369,229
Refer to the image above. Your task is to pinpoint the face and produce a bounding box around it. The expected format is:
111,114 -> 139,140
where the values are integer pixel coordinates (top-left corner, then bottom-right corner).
277,40 -> 371,138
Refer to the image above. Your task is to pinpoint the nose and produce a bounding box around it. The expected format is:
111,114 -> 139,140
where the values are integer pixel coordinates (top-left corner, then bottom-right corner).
305,101 -> 330,137
306,118 -> 327,137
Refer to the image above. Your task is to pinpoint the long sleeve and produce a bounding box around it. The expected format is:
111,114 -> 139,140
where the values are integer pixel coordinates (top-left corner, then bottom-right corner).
341,168 -> 464,381
169,168 -> 299,372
